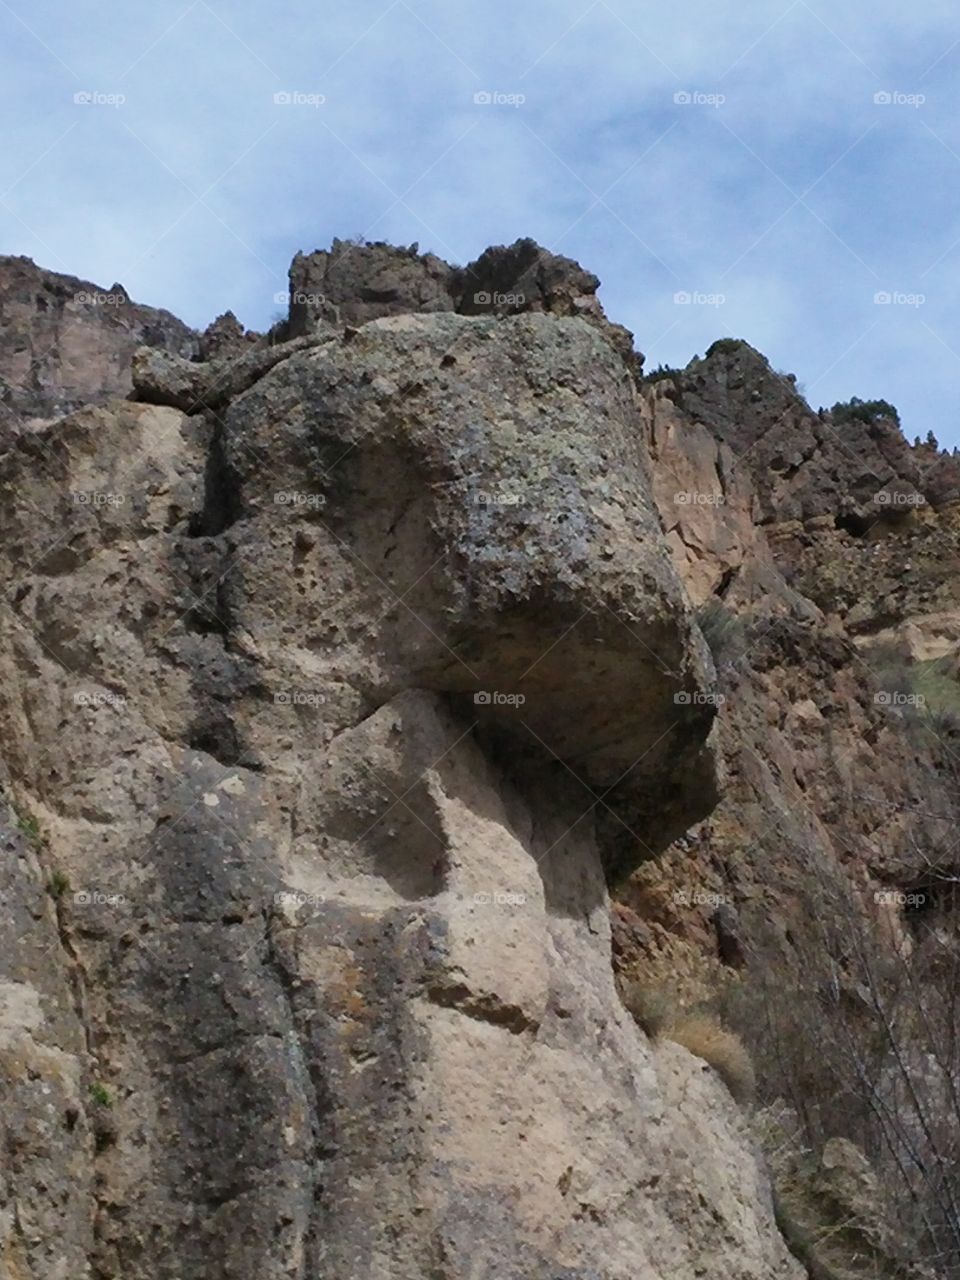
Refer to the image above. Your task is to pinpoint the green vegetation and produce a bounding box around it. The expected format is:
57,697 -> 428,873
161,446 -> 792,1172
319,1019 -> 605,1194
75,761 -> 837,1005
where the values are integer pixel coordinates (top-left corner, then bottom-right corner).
870,649 -> 960,739
619,978 -> 673,1038
90,1082 -> 112,1108
644,363 -> 685,384
15,811 -> 40,843
47,869 -> 70,898
706,337 -> 748,358
830,396 -> 900,428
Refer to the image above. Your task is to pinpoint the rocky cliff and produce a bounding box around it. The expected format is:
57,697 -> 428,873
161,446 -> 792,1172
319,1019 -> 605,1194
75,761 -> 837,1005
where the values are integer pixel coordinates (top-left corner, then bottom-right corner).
0,241 -> 956,1279
0,257 -> 197,425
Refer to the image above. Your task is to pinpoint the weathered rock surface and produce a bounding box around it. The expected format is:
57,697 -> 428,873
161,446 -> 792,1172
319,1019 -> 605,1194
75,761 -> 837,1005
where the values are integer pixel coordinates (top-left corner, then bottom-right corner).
642,379 -> 768,606
288,238 -> 455,333
0,256 -> 197,422
287,237 -> 641,374
0,286 -> 805,1279
7,234 -> 955,1279
131,329 -> 335,414
617,338 -> 960,1278
675,339 -> 960,526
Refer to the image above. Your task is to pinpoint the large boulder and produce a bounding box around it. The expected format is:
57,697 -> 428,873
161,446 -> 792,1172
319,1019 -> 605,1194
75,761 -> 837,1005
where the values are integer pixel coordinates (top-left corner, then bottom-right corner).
222,311 -> 718,868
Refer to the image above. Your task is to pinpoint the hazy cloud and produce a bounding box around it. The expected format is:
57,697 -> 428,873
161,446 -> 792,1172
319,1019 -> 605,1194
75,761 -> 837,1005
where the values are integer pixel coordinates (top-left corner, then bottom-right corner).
2,0 -> 958,443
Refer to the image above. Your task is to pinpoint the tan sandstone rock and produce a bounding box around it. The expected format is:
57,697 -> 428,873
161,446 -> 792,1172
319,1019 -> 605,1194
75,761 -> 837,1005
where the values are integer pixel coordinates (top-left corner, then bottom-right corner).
0,296 -> 801,1280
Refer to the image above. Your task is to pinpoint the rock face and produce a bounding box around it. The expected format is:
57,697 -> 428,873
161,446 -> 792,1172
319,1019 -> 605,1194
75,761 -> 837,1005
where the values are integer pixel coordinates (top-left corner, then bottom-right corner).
618,344 -> 960,1277
676,339 -> 960,526
0,256 -> 197,422
0,259 -> 804,1280
288,237 -> 640,372
288,239 -> 456,333
642,378 -> 768,606
7,237 -> 955,1279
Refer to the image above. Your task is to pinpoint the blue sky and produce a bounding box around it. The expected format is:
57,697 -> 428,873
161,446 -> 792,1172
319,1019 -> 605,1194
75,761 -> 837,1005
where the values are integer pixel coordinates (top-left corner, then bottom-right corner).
2,0 -> 960,444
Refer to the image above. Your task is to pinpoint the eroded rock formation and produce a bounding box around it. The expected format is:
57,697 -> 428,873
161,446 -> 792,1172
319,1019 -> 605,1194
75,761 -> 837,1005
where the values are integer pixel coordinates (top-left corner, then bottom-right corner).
3,239 -> 957,1279
0,256 -> 196,423
0,251 -> 802,1280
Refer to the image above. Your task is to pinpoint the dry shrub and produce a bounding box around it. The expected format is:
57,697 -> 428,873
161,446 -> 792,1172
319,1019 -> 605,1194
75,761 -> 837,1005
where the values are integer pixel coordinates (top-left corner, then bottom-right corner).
725,872 -> 960,1275
620,976 -> 756,1106
619,978 -> 674,1038
696,598 -> 748,673
667,1015 -> 756,1105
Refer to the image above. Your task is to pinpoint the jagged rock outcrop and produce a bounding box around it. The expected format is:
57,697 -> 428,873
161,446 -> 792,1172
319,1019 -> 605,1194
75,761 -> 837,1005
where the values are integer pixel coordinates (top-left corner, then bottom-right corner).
288,239 -> 456,333
616,337 -> 960,1278
288,237 -> 640,374
197,311 -> 259,362
674,339 -> 960,527
0,263 -> 808,1280
0,256 -> 197,423
455,238 -> 640,372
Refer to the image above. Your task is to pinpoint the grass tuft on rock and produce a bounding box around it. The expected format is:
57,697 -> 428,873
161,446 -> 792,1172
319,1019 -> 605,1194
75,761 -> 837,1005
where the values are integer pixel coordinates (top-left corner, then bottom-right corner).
667,1015 -> 756,1104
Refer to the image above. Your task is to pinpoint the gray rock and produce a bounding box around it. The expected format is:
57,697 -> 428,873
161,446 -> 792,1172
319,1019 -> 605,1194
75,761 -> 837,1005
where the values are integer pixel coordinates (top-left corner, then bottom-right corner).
0,300 -> 801,1279
0,255 -> 197,421
131,330 -> 335,414
288,238 -> 455,334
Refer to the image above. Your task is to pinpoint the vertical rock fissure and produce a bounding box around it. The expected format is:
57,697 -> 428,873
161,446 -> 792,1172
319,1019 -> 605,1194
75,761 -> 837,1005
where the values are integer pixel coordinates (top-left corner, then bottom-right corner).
188,413 -> 243,538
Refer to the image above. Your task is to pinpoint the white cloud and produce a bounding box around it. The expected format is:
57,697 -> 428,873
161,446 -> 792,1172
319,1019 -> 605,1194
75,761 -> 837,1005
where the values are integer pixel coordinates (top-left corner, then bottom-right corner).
2,0 -> 959,442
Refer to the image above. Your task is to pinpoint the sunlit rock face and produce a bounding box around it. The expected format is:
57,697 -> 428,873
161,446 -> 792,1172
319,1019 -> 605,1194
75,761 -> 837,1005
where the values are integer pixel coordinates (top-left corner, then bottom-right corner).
0,245 -> 811,1280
